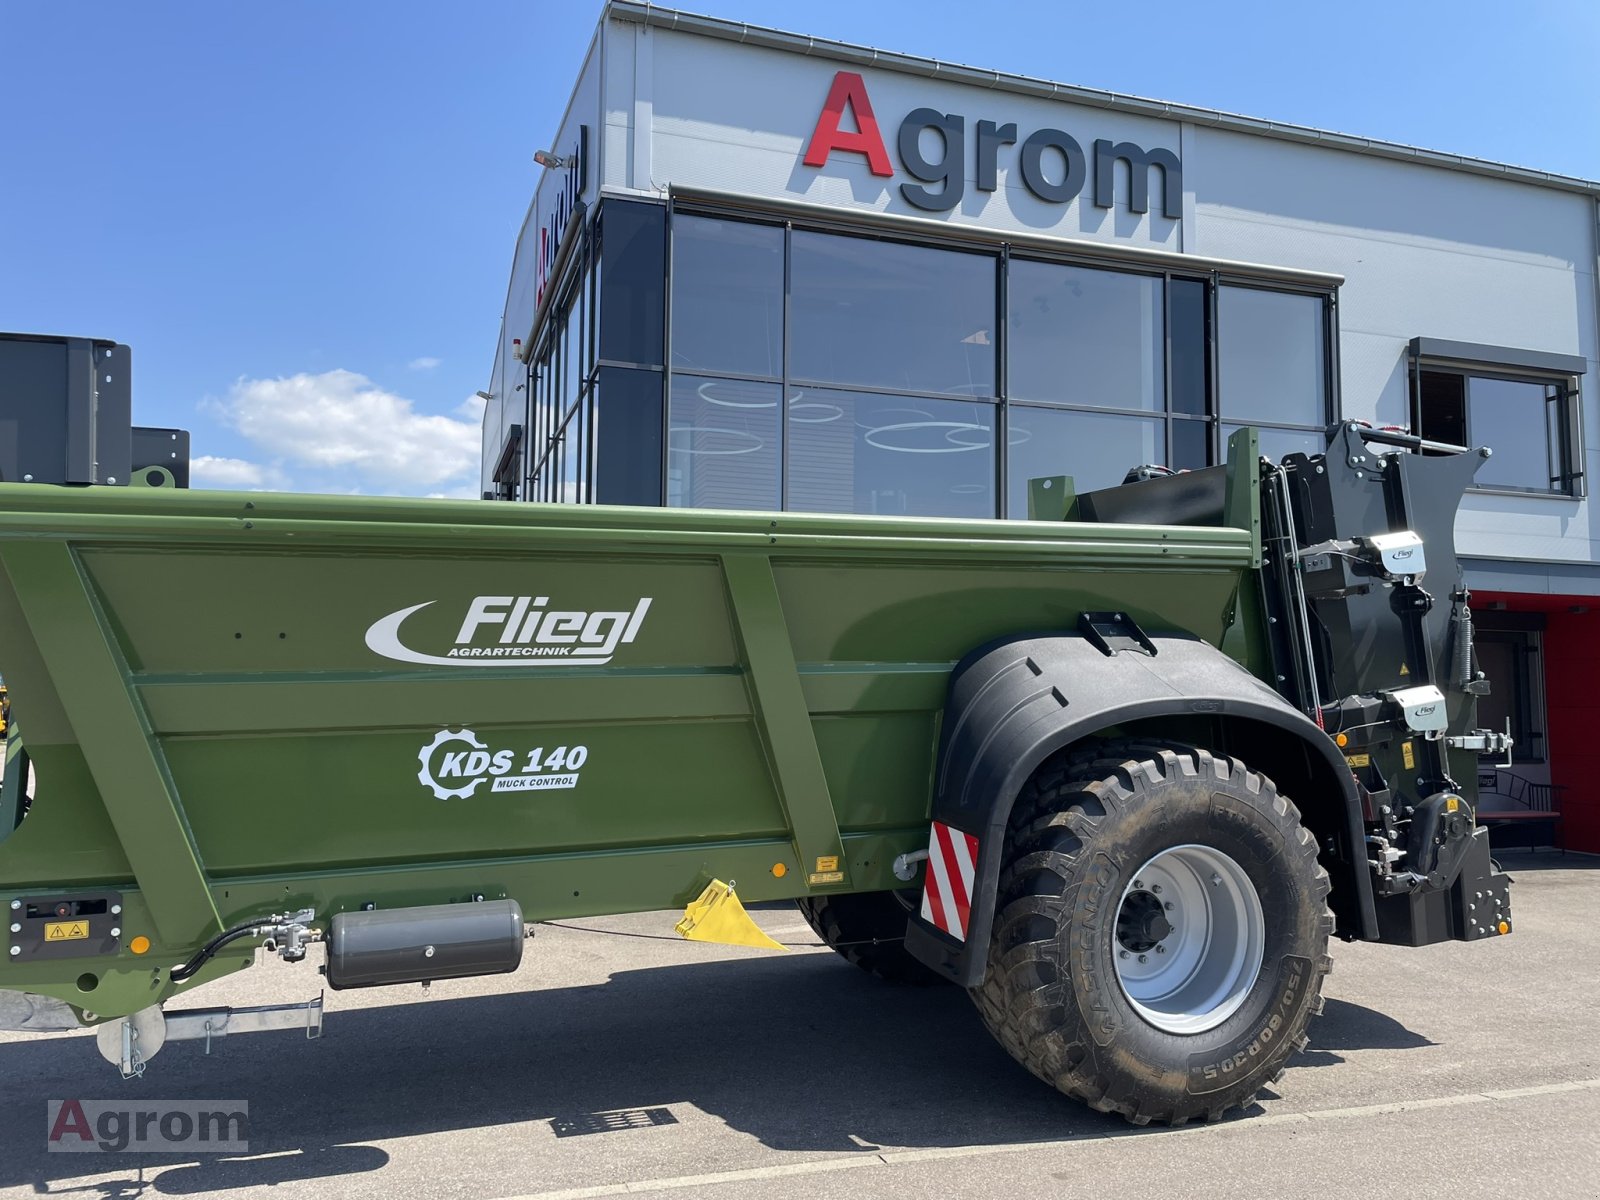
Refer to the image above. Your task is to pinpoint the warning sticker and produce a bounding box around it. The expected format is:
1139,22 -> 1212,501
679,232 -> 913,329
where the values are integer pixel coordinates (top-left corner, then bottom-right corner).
1344,753 -> 1371,768
45,921 -> 89,943
1402,742 -> 1416,769
814,856 -> 839,873
808,871 -> 845,885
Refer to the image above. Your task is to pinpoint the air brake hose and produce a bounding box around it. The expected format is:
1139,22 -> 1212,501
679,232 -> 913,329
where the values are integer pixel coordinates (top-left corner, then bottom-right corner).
168,921 -> 264,983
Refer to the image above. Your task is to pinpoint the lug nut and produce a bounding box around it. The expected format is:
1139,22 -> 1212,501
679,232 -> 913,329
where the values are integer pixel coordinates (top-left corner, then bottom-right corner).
1151,885 -> 1162,894
1133,880 -> 1143,890
1164,902 -> 1174,911
1155,945 -> 1166,954
1119,950 -> 1129,959
1138,954 -> 1148,963
1211,874 -> 1222,887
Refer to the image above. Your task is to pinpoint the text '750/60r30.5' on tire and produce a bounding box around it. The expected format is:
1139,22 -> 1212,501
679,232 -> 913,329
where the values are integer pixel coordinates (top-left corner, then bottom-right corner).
971,742 -> 1334,1125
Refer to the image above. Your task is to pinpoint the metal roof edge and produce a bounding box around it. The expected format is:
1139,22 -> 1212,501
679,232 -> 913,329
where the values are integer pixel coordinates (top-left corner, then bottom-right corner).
606,1 -> 1600,200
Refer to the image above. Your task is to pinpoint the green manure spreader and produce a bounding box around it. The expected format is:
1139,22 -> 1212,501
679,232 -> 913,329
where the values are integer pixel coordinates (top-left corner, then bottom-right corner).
0,422 -> 1514,1125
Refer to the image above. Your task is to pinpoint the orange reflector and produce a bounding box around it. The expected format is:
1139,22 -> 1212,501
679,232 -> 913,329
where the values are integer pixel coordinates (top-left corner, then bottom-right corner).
771,863 -> 787,878
1498,921 -> 1509,935
1335,733 -> 1348,747
129,936 -> 151,955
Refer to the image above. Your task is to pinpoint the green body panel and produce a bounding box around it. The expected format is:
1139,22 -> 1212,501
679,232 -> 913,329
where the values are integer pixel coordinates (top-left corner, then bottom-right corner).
0,483 -> 1257,1018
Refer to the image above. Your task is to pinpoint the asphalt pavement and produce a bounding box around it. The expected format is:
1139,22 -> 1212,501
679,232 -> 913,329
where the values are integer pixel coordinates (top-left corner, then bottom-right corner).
1,849 -> 1596,1199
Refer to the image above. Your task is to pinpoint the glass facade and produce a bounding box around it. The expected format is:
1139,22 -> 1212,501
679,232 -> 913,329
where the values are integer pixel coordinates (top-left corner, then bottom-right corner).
524,213 -> 599,504
515,201 -> 1337,515
663,208 -> 1333,517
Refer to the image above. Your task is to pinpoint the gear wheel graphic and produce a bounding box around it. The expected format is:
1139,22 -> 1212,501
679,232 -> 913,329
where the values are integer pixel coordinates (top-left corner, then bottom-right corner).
418,728 -> 489,801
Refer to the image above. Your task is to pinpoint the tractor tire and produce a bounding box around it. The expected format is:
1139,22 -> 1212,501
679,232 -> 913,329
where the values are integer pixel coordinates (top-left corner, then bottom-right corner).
972,741 -> 1333,1125
797,890 -> 949,986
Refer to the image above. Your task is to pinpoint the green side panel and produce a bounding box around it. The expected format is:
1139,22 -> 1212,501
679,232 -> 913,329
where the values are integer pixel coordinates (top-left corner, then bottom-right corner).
0,542 -> 219,942
812,712 -> 939,832
775,561 -> 1241,661
0,748 -> 131,885
165,721 -> 788,875
80,549 -> 740,674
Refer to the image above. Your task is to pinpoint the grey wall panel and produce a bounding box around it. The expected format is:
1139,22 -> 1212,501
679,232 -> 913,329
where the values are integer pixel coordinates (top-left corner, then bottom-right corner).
645,29 -> 1185,249
1457,491 -> 1592,562
1191,125 -> 1597,567
1338,330 -> 1412,428
498,36 -> 603,391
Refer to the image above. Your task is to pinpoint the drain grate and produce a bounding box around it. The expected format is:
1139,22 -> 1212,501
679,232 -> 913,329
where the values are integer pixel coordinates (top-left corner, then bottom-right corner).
550,1106 -> 679,1138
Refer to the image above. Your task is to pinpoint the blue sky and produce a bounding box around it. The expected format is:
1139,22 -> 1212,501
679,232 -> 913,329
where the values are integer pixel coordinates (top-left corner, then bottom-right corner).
4,1 -> 1596,495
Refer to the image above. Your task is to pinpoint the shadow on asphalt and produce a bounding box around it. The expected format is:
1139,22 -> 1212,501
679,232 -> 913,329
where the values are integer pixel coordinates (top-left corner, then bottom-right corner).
1296,996 -> 1435,1068
0,951 -> 1432,1196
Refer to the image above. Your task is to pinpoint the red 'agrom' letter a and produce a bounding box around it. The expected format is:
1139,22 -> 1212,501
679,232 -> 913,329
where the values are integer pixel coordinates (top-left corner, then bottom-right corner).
802,71 -> 893,177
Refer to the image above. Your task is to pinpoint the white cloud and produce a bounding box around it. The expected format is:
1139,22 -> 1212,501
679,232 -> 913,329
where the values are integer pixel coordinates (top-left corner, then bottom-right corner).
208,369 -> 483,492
190,455 -> 286,490
408,356 -> 442,371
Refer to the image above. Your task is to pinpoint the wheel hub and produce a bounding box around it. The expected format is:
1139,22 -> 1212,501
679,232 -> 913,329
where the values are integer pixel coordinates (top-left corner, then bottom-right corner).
1115,890 -> 1173,952
1112,844 -> 1265,1035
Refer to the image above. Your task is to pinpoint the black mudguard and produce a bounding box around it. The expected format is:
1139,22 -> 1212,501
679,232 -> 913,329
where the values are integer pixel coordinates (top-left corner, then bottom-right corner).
905,632 -> 1368,986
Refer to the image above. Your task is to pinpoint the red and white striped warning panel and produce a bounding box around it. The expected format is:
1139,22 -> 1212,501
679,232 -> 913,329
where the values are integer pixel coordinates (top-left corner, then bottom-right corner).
920,821 -> 979,941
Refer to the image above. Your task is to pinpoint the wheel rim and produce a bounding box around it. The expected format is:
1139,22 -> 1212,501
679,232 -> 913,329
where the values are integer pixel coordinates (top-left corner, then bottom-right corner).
1112,844 -> 1265,1035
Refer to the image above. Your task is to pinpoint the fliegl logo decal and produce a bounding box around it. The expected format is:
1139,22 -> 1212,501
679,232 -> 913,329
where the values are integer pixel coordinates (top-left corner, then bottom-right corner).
366,595 -> 651,667
417,729 -> 590,800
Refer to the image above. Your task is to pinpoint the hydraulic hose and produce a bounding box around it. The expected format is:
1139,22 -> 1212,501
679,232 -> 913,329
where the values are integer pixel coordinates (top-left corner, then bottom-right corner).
168,922 -> 264,983
169,908 -> 315,982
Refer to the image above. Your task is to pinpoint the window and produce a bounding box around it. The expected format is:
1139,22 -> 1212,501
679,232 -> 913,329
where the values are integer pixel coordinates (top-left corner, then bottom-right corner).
661,207 -> 1336,517
788,388 -> 996,518
1416,364 -> 1581,495
668,219 -> 1002,516
670,216 -> 783,378
790,232 -> 996,397
1217,286 -> 1329,430
667,376 -> 780,510
526,213 -> 599,504
1008,262 -> 1162,411
1474,619 -> 1546,764
1003,265 -> 1253,497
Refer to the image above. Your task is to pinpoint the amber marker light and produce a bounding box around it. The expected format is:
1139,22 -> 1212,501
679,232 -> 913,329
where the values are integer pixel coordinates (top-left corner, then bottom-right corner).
129,936 -> 151,955
771,863 -> 788,878
1335,733 -> 1349,747
1498,921 -> 1510,935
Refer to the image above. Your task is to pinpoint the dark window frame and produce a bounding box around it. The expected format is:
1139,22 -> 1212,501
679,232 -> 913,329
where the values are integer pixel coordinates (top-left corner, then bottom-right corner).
1410,349 -> 1585,498
1472,623 -> 1547,765
1213,280 -> 1337,460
